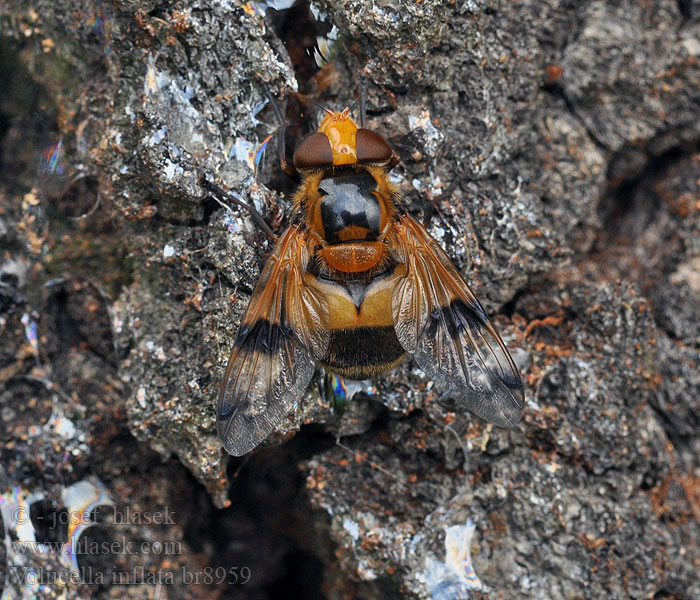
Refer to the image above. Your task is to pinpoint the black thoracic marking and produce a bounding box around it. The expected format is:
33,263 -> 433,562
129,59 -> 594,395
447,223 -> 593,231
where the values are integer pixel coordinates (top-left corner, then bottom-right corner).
319,170 -> 381,243
339,264 -> 398,308
321,326 -> 405,378
234,318 -> 294,354
339,279 -> 369,310
426,299 -> 488,339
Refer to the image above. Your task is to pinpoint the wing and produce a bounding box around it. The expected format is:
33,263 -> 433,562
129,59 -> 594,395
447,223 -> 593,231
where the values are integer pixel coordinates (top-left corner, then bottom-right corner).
389,214 -> 524,427
217,225 -> 329,456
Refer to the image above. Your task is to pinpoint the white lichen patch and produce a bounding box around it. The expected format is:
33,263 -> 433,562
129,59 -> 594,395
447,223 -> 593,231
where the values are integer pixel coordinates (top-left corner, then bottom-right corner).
422,518 -> 483,599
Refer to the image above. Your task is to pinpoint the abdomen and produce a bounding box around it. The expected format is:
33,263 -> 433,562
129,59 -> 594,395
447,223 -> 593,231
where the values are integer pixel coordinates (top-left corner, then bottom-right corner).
308,266 -> 406,379
321,325 -> 405,379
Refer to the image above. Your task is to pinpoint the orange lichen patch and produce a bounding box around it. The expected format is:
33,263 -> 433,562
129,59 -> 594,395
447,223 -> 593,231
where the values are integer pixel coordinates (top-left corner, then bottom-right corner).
578,533 -> 607,550
523,310 -> 566,338
544,64 -> 564,85
360,531 -> 381,551
488,511 -> 507,536
463,421 -> 487,440
525,366 -> 542,389
183,281 -> 204,311
136,204 -> 157,219
533,341 -> 573,360
679,474 -> 700,521
169,9 -> 190,33
667,191 -> 698,219
353,449 -> 368,464
306,466 -> 328,491
649,472 -> 700,522
643,370 -> 663,390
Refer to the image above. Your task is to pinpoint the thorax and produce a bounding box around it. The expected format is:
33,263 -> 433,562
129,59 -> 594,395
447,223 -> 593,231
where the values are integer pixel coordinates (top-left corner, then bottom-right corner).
298,167 -> 397,275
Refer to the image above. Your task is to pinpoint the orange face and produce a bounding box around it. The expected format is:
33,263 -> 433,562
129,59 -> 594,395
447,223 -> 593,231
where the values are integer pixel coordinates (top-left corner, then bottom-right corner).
292,108 -> 398,171
317,108 -> 358,166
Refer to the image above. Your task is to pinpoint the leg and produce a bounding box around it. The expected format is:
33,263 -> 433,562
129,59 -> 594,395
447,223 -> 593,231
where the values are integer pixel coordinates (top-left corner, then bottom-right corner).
265,91 -> 297,178
200,178 -> 278,241
422,195 -> 434,227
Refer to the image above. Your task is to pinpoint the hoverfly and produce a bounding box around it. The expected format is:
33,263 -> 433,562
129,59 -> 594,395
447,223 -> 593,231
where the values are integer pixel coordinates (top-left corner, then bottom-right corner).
217,106 -> 524,456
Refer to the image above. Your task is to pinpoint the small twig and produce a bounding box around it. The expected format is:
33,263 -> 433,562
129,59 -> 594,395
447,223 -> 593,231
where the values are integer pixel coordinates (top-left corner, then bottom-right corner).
23,373 -> 76,406
444,424 -> 469,464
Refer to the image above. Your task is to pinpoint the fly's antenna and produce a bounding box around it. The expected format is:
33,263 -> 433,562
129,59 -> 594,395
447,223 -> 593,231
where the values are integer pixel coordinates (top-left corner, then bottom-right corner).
266,89 -> 287,128
315,103 -> 334,117
348,75 -> 368,127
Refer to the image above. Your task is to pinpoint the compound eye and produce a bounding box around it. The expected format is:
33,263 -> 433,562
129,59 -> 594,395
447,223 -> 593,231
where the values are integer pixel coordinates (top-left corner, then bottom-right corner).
356,129 -> 394,164
293,133 -> 333,170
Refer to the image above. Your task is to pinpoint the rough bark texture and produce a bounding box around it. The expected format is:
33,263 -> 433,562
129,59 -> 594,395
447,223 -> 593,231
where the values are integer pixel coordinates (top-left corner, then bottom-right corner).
1,0 -> 699,598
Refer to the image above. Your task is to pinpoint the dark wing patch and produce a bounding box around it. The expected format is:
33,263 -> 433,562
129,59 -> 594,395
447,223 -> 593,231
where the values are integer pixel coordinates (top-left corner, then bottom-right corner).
390,214 -> 524,427
234,318 -> 294,354
217,225 -> 329,456
427,299 -> 487,338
